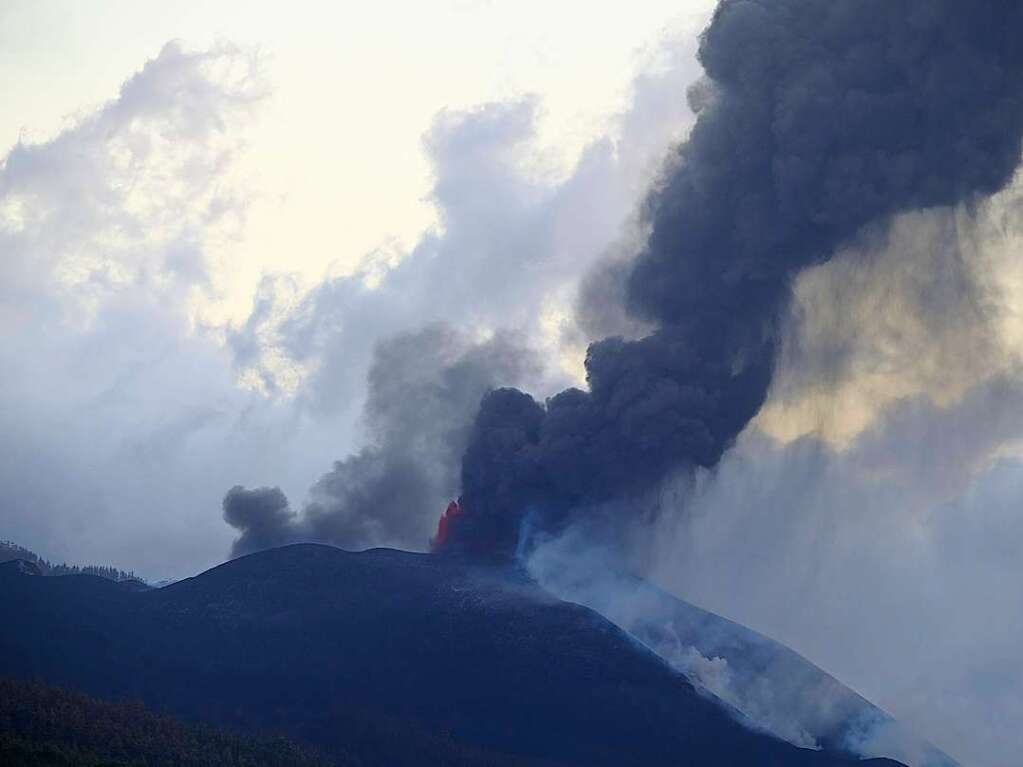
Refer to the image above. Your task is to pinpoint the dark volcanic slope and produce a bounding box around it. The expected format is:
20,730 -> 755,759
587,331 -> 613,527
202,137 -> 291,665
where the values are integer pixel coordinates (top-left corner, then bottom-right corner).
0,547 -> 901,767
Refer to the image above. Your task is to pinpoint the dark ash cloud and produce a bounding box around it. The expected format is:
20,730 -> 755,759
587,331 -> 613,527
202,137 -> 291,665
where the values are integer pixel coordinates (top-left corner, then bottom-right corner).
445,0 -> 1023,556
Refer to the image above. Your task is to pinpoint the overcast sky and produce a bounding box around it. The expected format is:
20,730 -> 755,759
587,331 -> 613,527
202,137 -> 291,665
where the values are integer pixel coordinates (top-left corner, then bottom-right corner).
0,0 -> 713,576
0,0 -> 710,310
2,3 -> 1022,766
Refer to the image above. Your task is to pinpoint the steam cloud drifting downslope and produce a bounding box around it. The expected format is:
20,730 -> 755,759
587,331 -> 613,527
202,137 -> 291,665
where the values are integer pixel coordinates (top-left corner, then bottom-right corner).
444,0 -> 1023,556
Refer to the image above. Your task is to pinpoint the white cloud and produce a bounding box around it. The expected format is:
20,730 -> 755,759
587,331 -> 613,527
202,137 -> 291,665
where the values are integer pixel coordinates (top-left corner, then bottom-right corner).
0,28 -> 705,578
0,42 -> 297,579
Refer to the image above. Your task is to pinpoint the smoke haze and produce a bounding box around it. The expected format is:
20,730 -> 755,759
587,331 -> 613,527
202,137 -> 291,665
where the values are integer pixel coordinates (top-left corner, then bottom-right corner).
225,325 -> 541,555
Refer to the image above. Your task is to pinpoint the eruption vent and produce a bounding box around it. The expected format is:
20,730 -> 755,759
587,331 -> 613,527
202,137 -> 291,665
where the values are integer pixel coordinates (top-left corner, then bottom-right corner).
432,500 -> 464,550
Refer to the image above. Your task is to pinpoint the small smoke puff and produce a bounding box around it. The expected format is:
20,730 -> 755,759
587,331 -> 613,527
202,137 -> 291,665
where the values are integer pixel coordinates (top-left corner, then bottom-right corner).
222,486 -> 297,557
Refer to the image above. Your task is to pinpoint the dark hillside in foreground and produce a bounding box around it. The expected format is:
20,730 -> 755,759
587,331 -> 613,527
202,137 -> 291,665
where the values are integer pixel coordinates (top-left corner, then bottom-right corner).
0,547 -> 906,767
0,677 -> 326,767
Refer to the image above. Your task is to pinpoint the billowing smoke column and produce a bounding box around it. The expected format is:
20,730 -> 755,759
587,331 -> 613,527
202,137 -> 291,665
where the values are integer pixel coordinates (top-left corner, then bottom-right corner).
441,0 -> 1023,557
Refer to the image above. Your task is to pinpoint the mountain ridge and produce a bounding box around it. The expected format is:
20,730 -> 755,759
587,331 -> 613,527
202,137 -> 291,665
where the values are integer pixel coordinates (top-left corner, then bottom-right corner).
1,544 -> 908,766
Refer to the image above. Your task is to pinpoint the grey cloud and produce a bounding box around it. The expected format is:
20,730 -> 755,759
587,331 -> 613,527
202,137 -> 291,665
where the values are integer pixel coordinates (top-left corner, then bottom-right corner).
762,188 -> 1023,442
223,486 -> 295,558
225,324 -> 541,556
0,25 -> 709,578
0,42 -> 285,579
221,33 -> 709,554
231,38 -> 705,414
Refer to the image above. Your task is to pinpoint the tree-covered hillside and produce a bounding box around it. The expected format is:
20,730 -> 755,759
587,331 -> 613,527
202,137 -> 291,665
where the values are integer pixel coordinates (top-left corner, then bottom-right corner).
0,541 -> 143,584
0,678 -> 328,767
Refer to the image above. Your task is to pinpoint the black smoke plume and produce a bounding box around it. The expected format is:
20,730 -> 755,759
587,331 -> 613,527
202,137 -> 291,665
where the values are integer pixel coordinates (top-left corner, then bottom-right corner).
444,0 -> 1023,556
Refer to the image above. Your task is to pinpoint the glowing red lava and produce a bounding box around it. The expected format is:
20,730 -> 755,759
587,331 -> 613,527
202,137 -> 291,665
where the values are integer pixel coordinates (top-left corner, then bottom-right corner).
433,500 -> 463,550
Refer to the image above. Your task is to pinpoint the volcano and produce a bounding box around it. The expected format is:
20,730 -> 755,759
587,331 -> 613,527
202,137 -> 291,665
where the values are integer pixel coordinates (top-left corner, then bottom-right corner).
0,546 -> 931,766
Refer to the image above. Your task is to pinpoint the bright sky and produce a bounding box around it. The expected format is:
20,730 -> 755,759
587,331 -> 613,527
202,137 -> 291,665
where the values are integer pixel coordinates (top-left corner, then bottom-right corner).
0,0 -> 713,318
